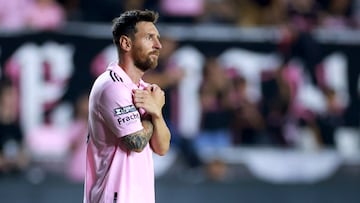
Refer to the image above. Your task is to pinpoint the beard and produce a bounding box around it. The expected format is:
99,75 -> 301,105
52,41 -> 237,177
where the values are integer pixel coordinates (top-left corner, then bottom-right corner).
133,51 -> 159,72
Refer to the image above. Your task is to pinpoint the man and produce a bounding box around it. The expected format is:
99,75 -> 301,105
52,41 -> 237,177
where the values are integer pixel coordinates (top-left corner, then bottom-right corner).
0,79 -> 29,174
83,10 -> 171,203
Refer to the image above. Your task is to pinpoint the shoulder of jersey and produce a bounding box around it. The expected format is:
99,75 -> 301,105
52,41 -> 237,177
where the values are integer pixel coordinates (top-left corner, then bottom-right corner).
109,70 -> 123,83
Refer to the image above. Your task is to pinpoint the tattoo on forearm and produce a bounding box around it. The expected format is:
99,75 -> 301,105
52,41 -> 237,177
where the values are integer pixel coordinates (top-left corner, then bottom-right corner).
122,121 -> 153,151
122,134 -> 149,151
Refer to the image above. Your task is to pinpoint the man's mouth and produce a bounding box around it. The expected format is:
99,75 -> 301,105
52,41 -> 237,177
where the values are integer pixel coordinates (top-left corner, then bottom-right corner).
150,51 -> 160,57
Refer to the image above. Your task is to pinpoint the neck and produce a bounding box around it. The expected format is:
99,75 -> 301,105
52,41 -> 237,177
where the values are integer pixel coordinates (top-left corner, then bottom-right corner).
118,60 -> 144,85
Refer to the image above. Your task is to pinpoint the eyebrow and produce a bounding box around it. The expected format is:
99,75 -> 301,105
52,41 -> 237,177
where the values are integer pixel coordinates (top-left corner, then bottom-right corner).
147,32 -> 161,40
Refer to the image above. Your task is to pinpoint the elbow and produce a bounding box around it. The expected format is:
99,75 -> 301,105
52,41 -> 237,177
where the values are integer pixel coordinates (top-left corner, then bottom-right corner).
122,134 -> 150,153
132,143 -> 148,153
150,133 -> 171,156
154,145 -> 170,156
133,148 -> 145,153
156,150 -> 167,156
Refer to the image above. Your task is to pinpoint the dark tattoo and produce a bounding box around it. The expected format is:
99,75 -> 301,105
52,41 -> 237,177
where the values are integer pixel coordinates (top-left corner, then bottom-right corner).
121,120 -> 153,152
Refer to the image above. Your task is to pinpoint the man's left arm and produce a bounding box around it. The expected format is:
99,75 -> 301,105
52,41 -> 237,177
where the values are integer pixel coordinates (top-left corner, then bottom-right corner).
133,85 -> 171,156
148,112 -> 170,156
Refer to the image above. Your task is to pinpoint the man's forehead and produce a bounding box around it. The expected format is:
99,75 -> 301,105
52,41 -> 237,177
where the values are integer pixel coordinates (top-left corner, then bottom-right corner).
136,22 -> 159,35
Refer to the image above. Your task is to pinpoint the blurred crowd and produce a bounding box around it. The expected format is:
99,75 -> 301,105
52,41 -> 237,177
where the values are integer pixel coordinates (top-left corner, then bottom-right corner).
0,0 -> 359,183
1,0 -> 360,31
142,34 -> 350,181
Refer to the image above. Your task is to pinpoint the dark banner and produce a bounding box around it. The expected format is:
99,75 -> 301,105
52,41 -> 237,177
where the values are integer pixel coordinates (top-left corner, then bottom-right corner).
0,29 -> 359,135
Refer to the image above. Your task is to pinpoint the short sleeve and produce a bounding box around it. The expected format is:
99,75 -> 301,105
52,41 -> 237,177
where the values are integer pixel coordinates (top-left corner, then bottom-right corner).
98,82 -> 143,138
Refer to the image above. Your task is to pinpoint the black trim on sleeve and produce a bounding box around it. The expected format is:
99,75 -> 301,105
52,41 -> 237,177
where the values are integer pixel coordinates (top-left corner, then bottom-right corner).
110,70 -> 123,82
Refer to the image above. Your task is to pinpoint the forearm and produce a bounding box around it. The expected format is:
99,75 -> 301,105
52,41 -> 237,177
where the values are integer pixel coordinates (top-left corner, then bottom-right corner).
121,120 -> 154,152
132,84 -> 170,155
150,114 -> 171,156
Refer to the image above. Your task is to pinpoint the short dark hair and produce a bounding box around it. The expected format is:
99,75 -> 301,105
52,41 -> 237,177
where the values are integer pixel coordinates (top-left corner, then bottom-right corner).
112,10 -> 159,47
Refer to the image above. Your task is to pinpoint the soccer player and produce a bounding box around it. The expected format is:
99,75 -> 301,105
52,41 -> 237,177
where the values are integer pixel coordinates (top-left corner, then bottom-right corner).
83,10 -> 171,203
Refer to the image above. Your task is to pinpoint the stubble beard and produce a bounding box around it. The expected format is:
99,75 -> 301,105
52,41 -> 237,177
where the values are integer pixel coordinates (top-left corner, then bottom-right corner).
134,53 -> 158,72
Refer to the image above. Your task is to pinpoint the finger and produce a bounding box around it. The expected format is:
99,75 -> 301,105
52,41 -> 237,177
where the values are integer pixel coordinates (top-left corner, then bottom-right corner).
146,84 -> 160,92
145,85 -> 155,92
134,101 -> 144,109
133,96 -> 142,103
133,93 -> 145,103
132,89 -> 141,94
151,84 -> 160,89
154,88 -> 164,96
133,89 -> 148,98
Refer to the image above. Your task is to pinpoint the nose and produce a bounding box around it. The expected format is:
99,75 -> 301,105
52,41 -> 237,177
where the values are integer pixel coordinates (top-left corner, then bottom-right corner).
154,38 -> 162,50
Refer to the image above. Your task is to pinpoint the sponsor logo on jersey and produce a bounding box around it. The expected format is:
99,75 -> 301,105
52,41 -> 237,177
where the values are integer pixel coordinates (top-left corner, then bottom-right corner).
114,105 -> 137,116
117,112 -> 140,125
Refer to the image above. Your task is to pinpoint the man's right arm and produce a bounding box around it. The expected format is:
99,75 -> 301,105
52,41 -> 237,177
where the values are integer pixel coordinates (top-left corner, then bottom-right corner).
121,119 -> 153,152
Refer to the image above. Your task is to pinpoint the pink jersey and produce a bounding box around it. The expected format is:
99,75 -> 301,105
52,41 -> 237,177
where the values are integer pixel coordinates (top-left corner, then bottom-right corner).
83,62 -> 154,203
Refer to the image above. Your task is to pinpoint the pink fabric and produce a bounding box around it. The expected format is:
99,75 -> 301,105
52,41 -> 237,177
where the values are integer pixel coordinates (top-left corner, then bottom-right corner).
321,17 -> 349,29
0,0 -> 32,30
65,119 -> 87,183
25,124 -> 69,160
0,0 -> 64,31
91,53 -> 107,77
84,62 -> 154,203
160,0 -> 204,16
27,1 -> 65,30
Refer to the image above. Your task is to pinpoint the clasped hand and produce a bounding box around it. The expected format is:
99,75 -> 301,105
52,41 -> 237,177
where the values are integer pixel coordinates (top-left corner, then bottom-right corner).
133,84 -> 165,118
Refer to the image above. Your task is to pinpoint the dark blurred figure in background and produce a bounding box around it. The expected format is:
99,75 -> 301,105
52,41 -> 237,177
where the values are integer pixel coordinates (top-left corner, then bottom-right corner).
287,0 -> 321,30
198,0 -> 238,24
235,0 -> 287,27
0,79 -> 29,175
143,37 -> 204,173
57,0 -> 82,21
79,0 -> 122,22
197,57 -> 233,147
143,37 -> 185,117
279,0 -> 323,86
260,67 -> 293,147
229,76 -> 265,145
196,57 -> 233,181
312,87 -> 345,147
65,91 -> 89,183
318,0 -> 355,29
77,0 -> 157,22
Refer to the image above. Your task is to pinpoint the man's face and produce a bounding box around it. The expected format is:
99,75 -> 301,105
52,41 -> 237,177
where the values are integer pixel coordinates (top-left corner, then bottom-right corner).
131,22 -> 162,72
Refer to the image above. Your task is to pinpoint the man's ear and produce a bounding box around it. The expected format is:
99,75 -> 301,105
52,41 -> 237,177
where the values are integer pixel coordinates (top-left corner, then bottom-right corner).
120,35 -> 131,51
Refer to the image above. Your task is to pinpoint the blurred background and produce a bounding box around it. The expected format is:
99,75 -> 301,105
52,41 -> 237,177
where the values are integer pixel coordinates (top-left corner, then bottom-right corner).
1,0 -> 360,202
